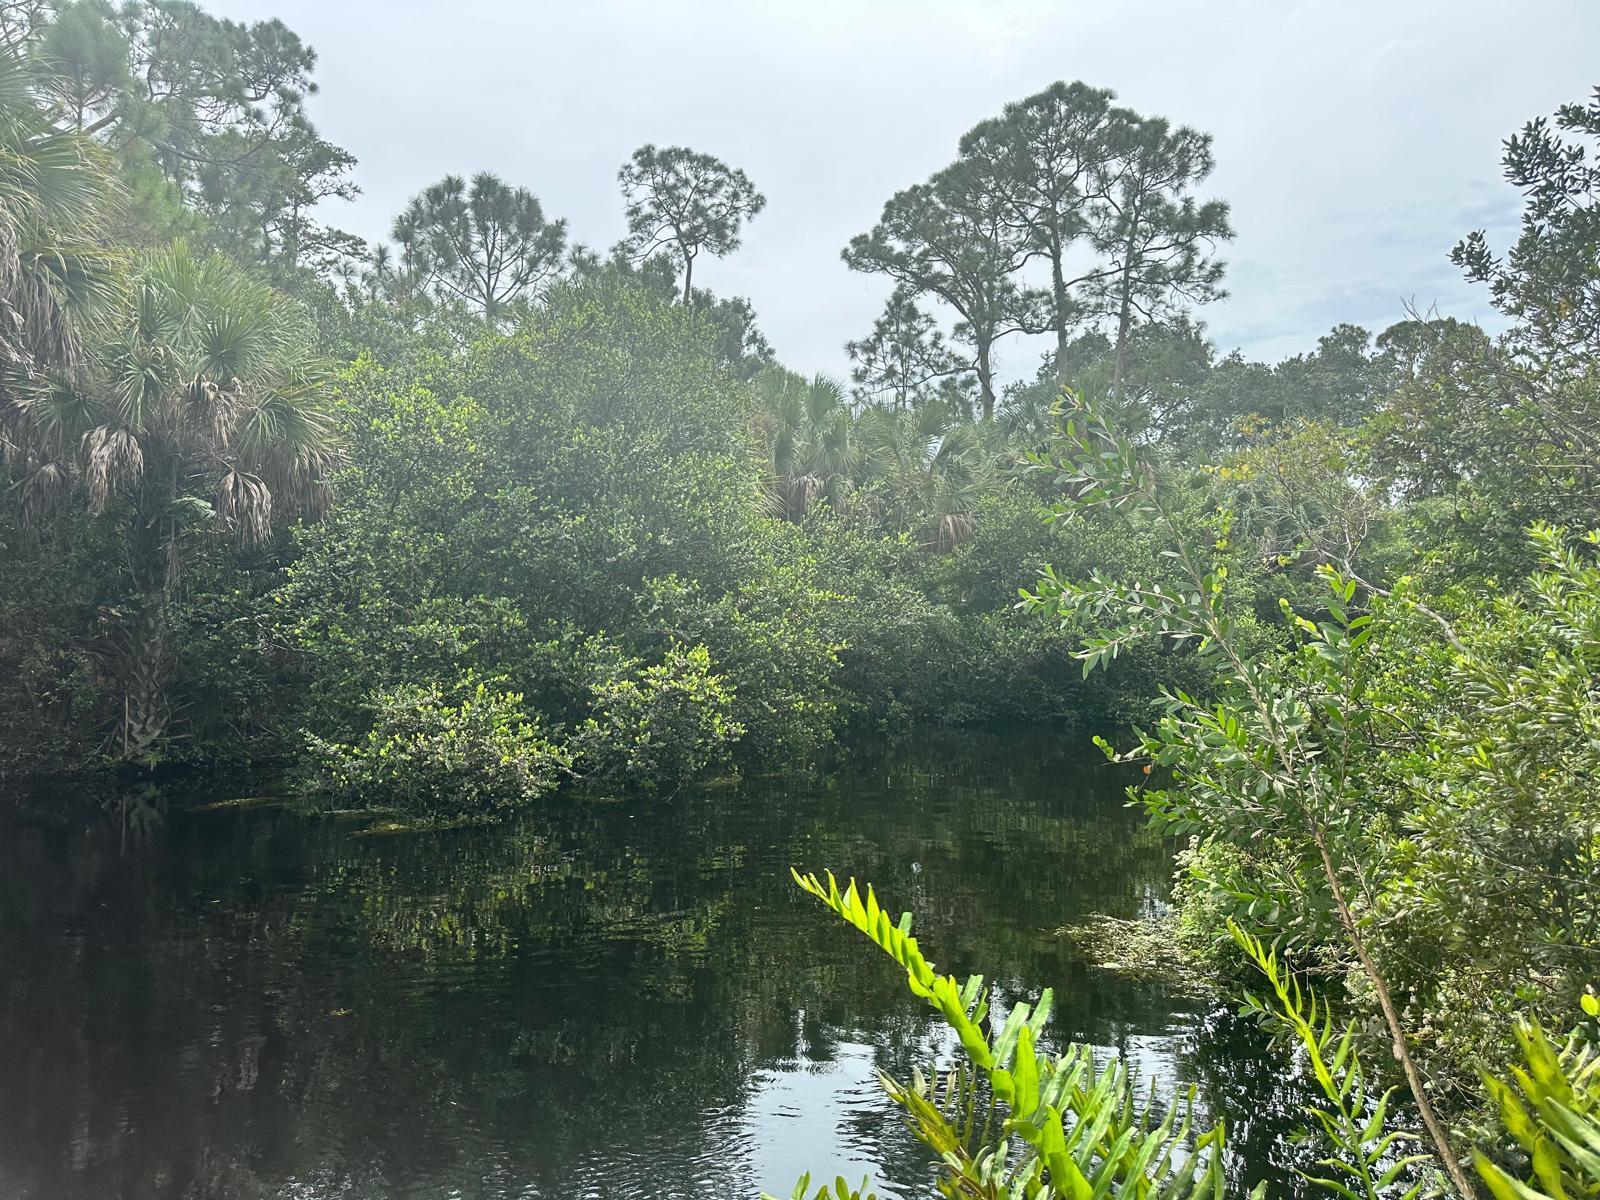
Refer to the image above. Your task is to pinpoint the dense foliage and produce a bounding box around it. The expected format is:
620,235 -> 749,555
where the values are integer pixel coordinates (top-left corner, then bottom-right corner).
7,6 -> 1261,790
305,677 -> 573,819
993,85 -> 1600,1194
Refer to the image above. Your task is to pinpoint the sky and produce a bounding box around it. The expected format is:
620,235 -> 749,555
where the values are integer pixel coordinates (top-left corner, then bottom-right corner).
208,0 -> 1600,385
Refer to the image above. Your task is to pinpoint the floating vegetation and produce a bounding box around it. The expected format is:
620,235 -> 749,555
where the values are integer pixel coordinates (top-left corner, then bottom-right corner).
192,794 -> 292,812
1058,913 -> 1217,996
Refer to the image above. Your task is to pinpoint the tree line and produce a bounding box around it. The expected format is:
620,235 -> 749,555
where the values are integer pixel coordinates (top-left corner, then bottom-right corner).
0,0 -> 1237,783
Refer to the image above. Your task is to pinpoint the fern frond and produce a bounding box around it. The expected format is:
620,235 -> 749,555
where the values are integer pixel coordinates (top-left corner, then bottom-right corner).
790,869 -> 1228,1200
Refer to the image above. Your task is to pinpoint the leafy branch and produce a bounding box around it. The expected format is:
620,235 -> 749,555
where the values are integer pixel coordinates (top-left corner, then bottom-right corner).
786,868 -> 1232,1200
1021,389 -> 1479,1199
1474,999 -> 1600,1200
1231,921 -> 1434,1200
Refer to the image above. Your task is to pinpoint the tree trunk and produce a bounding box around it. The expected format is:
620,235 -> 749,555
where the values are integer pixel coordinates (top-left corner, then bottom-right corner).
1052,247 -> 1071,386
681,251 -> 695,305
1311,827 -> 1480,1200
976,338 -> 996,421
1112,267 -> 1134,405
116,595 -> 172,760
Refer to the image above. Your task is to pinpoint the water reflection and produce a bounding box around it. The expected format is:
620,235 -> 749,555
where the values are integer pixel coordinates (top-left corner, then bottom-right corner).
0,732 -> 1299,1199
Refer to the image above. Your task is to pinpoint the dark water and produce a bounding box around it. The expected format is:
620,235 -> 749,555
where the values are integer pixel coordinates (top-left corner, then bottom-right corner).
0,732 -> 1305,1199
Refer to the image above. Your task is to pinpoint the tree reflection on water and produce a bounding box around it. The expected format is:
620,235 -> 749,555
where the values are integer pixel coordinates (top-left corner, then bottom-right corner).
0,732 -> 1307,1199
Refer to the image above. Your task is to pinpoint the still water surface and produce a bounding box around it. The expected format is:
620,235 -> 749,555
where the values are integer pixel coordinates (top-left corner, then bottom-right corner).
0,732 -> 1303,1199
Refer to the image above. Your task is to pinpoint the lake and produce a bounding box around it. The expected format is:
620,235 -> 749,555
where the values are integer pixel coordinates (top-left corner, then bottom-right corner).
0,731 -> 1305,1198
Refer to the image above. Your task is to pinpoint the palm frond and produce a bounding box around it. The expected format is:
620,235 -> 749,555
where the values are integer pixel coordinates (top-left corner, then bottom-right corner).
216,468 -> 272,543
81,424 -> 142,512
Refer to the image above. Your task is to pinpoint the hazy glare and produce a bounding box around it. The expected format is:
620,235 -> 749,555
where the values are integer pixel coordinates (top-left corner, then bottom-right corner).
207,0 -> 1600,382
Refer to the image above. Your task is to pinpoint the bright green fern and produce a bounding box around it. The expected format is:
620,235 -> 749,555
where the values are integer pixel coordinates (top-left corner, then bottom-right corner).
785,869 -> 1233,1200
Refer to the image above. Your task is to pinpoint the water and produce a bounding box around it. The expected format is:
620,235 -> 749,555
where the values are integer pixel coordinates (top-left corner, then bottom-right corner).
0,731 -> 1306,1199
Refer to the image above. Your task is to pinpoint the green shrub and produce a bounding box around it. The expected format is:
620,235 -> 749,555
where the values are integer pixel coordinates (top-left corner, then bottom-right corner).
305,678 -> 573,821
639,562 -> 848,763
577,642 -> 744,786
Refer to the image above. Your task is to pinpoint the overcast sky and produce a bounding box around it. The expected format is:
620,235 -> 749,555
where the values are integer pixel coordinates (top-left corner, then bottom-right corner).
207,0 -> 1600,384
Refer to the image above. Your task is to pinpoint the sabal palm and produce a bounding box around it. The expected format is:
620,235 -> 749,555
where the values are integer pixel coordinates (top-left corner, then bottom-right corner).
24,242 -> 335,545
18,242 -> 336,755
858,401 -> 994,548
752,367 -> 862,520
0,42 -> 115,502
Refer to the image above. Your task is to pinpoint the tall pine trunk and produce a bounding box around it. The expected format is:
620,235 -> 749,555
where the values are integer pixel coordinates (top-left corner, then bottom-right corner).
1052,247 -> 1071,386
976,336 -> 996,421
1112,289 -> 1133,403
1112,240 -> 1136,404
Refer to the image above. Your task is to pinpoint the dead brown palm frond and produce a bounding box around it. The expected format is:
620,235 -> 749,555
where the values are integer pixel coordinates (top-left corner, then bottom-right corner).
11,453 -> 66,522
81,424 -> 141,512
934,510 -> 977,552
757,476 -> 787,520
301,467 -> 334,520
796,471 -> 824,509
236,378 -> 339,520
12,239 -> 118,367
0,237 -> 114,400
217,468 -> 272,543
183,373 -> 241,443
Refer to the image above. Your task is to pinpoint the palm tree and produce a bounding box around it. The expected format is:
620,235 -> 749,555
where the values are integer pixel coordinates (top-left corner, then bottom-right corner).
0,41 -> 115,513
858,401 -> 995,549
14,243 -> 336,757
751,367 -> 863,520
